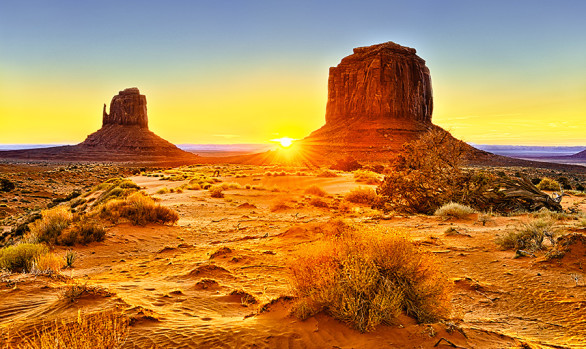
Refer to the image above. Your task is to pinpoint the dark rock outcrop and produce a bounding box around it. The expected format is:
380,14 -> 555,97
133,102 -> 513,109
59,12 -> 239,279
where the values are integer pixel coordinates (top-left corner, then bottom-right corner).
103,87 -> 149,128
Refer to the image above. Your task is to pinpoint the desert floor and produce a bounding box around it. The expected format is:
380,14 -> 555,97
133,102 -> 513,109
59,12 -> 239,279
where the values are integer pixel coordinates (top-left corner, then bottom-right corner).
1,164 -> 585,348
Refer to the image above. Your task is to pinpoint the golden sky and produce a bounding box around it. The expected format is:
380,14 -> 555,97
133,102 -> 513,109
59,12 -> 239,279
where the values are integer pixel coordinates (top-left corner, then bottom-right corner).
1,1 -> 585,146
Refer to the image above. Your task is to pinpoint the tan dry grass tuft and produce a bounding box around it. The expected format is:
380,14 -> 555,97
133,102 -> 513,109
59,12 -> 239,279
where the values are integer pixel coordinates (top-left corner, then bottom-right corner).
12,309 -> 129,349
32,252 -> 63,275
290,229 -> 450,332
434,202 -> 475,219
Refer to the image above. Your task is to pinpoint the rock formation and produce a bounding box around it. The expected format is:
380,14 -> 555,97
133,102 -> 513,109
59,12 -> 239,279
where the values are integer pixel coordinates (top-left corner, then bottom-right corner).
0,88 -> 198,164
301,41 -> 436,158
102,87 -> 149,128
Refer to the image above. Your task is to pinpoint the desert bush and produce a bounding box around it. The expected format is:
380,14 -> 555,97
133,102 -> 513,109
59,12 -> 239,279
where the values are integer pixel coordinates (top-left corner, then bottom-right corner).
32,252 -> 63,275
376,129 -> 469,214
186,183 -> 201,190
220,182 -> 242,190
28,207 -> 73,244
353,170 -> 381,185
68,220 -> 106,245
434,202 -> 475,219
93,178 -> 140,205
344,187 -> 378,205
536,177 -> 560,191
0,243 -> 49,273
271,201 -> 291,212
156,187 -> 170,194
496,218 -> 558,251
290,230 -> 450,332
100,192 -> 179,226
330,156 -> 362,172
65,250 -> 76,268
309,198 -> 329,208
0,178 -> 15,192
12,309 -> 129,349
209,186 -> 224,198
317,170 -> 338,178
304,185 -> 326,197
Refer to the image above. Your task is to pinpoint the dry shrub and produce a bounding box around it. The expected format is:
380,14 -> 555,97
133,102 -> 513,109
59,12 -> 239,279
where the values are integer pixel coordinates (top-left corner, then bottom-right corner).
317,170 -> 338,178
353,170 -> 381,185
0,243 -> 48,273
290,229 -> 450,332
496,218 -> 558,251
376,128 -> 468,214
14,309 -> 128,349
156,187 -> 170,194
186,183 -> 201,190
271,201 -> 291,212
32,252 -> 63,275
309,198 -> 329,208
220,182 -> 242,190
209,186 -> 224,198
93,178 -> 140,205
100,192 -> 179,226
60,281 -> 110,303
344,187 -> 378,205
61,220 -> 106,246
304,185 -> 326,197
434,202 -> 475,219
27,207 -> 73,244
536,177 -> 560,191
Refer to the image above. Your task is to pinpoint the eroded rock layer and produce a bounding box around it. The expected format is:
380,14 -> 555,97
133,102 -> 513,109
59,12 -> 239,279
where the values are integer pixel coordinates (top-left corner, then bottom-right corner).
302,41 -> 435,158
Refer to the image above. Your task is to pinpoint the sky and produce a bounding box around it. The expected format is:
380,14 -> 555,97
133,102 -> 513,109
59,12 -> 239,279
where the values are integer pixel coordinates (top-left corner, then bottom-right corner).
1,0 -> 585,146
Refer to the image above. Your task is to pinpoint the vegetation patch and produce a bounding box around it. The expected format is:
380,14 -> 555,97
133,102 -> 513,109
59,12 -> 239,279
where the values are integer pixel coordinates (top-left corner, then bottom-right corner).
290,229 -> 450,332
100,192 -> 179,226
496,218 -> 559,251
434,202 -> 475,219
304,185 -> 327,197
0,243 -> 49,273
344,187 -> 378,205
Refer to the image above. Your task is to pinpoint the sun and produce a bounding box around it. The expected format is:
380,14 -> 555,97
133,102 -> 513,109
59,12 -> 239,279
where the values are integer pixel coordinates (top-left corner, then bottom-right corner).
271,137 -> 295,148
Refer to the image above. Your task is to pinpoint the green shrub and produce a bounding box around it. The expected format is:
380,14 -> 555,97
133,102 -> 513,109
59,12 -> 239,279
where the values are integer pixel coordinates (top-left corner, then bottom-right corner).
0,243 -> 48,273
536,178 -> 560,191
290,231 -> 449,332
434,202 -> 475,219
344,187 -> 378,205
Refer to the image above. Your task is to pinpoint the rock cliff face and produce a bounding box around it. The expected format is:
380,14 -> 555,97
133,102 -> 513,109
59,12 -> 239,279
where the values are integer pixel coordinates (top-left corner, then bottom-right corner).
302,41 -> 436,158
325,42 -> 433,127
103,87 -> 149,128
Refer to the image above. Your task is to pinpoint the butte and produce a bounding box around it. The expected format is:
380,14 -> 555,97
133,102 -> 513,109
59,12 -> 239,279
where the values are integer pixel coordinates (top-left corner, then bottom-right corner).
0,88 -> 198,165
